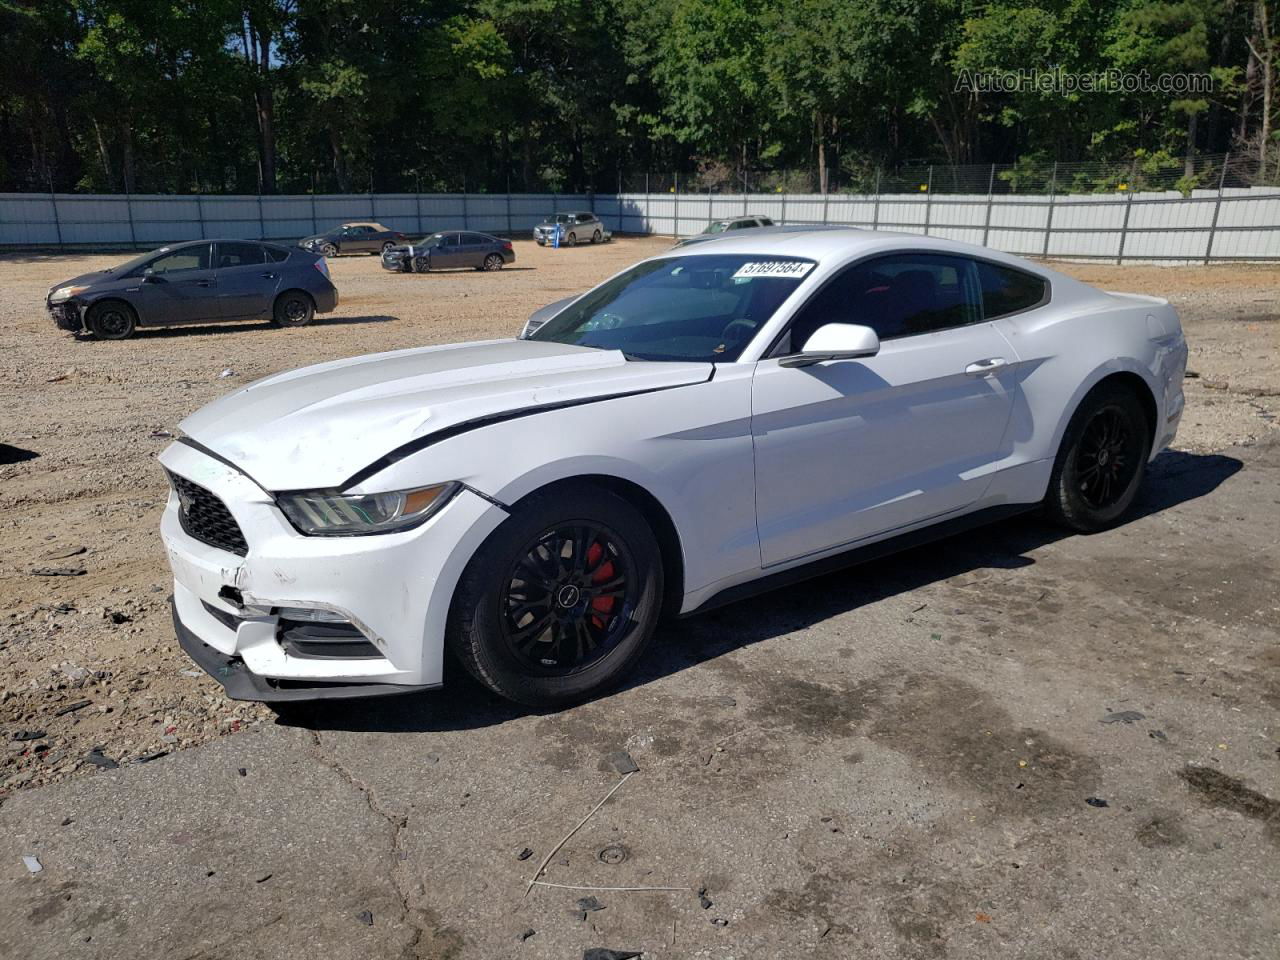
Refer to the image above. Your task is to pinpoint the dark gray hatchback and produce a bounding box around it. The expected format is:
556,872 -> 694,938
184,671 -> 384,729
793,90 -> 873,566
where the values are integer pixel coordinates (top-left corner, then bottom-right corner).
47,240 -> 339,340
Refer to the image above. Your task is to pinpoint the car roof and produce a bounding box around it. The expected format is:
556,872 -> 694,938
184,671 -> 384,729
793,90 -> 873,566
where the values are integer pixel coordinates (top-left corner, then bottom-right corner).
660,225 -> 1061,274
341,221 -> 390,230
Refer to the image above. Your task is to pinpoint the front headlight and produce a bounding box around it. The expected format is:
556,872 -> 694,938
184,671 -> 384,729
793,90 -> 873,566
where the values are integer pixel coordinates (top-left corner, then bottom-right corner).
49,285 -> 88,303
277,482 -> 459,536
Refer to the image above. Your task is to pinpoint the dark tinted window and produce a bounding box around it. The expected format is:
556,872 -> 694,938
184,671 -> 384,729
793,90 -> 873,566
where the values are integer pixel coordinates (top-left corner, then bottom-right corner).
264,245 -> 291,263
784,253 -> 982,350
461,233 -> 489,244
978,261 -> 1047,318
758,217 -> 774,226
216,242 -> 266,269
576,213 -> 594,223
147,244 -> 210,274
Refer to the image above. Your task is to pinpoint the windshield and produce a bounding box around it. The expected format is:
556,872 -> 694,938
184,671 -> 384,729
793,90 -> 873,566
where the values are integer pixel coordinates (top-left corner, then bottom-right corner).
703,221 -> 730,234
106,248 -> 169,275
530,253 -> 815,362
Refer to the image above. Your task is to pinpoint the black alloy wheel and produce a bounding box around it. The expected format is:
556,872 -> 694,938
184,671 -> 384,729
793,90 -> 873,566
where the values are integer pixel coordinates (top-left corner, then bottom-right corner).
86,301 -> 136,340
447,484 -> 663,707
1046,382 -> 1151,532
500,522 -> 639,676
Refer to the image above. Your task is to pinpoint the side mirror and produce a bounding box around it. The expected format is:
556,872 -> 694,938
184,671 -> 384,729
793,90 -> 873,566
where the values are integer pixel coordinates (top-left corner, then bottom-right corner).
779,323 -> 880,368
142,269 -> 162,283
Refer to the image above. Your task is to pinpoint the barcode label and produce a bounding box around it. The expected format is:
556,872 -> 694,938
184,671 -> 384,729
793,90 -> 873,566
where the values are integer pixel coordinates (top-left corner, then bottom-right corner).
732,260 -> 815,279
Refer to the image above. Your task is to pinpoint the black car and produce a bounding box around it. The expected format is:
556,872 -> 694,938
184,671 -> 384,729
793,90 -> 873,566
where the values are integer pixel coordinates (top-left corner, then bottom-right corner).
47,240 -> 339,340
299,222 -> 409,257
380,231 -> 516,273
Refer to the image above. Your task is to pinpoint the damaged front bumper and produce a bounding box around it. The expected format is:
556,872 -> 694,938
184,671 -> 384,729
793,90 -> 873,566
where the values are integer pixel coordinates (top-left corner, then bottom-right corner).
158,439 -> 507,702
48,299 -> 83,332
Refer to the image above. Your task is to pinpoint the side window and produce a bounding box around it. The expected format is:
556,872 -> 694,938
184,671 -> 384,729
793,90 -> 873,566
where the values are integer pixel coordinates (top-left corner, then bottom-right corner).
782,253 -> 983,351
264,245 -> 291,263
147,244 -> 210,274
577,213 -> 594,223
727,220 -> 745,230
977,261 -> 1047,319
758,217 -> 774,226
216,242 -> 266,269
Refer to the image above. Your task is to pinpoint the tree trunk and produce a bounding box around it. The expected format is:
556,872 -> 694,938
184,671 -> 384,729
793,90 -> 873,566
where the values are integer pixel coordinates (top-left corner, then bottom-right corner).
328,125 -> 349,192
256,83 -> 277,193
92,118 -> 114,189
1185,110 -> 1199,179
120,122 -> 136,193
815,111 -> 828,194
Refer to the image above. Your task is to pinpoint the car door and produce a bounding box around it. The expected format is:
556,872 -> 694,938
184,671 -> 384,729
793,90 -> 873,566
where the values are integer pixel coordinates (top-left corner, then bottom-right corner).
128,243 -> 217,324
214,241 -> 278,319
458,233 -> 486,268
750,252 -> 1021,566
431,233 -> 466,269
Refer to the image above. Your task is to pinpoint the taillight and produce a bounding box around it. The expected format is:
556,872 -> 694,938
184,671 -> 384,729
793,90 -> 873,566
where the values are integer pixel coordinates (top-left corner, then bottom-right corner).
502,240 -> 513,250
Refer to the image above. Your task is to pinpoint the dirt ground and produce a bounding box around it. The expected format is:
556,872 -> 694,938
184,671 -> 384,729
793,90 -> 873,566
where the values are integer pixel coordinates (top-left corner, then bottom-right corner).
0,238 -> 1277,791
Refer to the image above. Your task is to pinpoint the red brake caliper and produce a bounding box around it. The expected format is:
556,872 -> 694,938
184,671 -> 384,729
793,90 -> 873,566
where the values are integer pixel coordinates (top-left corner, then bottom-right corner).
587,542 -> 615,629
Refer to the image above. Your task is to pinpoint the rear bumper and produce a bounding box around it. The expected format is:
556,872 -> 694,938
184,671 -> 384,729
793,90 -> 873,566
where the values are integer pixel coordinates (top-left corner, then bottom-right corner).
312,282 -> 339,313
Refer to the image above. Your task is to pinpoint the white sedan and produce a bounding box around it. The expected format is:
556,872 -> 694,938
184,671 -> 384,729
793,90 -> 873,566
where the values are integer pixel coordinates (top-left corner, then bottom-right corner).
160,229 -> 1187,706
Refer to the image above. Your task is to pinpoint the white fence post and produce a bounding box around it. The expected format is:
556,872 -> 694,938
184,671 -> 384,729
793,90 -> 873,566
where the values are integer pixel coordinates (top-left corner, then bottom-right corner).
1117,190 -> 1134,265
872,169 -> 881,231
923,166 -> 933,235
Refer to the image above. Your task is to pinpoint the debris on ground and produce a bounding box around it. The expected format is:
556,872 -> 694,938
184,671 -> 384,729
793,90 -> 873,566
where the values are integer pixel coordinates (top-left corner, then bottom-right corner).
12,730 -> 46,742
29,566 -> 86,577
582,950 -> 641,960
698,885 -> 713,909
23,855 -> 42,874
1101,710 -> 1146,724
517,847 -> 533,861
42,545 -> 86,560
134,751 -> 168,764
54,699 -> 92,717
576,896 -> 605,913
1085,797 -> 1110,808
85,748 -> 118,769
605,750 -> 639,774
597,844 -> 628,865
218,368 -> 236,379
711,917 -> 729,926
356,910 -> 373,925
518,928 -> 536,942
1149,729 -> 1169,742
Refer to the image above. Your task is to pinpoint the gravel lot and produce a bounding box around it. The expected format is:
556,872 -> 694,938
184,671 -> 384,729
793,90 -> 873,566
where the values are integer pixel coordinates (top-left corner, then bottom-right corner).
1,239 -> 1278,959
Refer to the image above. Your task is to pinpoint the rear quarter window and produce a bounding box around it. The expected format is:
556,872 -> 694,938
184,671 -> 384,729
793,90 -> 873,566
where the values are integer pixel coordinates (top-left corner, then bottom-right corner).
264,246 -> 291,263
978,261 -> 1048,319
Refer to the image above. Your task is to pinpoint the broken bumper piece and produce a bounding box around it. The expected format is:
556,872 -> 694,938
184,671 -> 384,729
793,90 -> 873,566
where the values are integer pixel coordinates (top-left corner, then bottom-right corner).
172,599 -> 432,702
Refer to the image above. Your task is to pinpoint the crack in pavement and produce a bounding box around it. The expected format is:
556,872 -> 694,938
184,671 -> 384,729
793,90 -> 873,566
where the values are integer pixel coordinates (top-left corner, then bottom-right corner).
305,729 -> 429,959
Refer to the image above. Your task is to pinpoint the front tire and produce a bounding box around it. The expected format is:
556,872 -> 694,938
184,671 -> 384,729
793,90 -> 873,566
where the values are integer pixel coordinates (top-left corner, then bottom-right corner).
272,291 -> 314,328
448,485 -> 663,707
565,232 -> 577,247
412,255 -> 430,273
321,242 -> 338,258
1045,382 -> 1151,532
86,300 -> 137,340
591,229 -> 602,244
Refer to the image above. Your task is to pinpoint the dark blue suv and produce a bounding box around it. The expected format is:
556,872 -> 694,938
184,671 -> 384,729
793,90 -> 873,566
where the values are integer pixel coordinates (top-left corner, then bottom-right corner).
47,240 -> 340,340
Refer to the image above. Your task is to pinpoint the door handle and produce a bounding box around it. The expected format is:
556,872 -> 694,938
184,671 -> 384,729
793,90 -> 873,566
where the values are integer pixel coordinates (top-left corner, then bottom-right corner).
965,357 -> 1007,377
194,279 -> 212,287
260,273 -> 277,280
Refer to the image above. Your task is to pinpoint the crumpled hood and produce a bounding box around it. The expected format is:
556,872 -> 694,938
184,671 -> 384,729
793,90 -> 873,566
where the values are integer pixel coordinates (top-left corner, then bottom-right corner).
179,339 -> 712,491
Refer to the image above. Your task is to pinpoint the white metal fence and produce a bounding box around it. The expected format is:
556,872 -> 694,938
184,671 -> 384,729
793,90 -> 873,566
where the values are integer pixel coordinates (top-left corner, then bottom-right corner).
2,188 -> 1279,263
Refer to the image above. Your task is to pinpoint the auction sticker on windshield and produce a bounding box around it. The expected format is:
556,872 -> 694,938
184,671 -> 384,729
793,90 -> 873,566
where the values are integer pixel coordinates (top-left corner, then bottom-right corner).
732,260 -> 815,279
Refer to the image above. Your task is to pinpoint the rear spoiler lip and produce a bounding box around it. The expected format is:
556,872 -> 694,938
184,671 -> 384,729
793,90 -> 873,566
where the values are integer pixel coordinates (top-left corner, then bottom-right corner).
1103,290 -> 1170,306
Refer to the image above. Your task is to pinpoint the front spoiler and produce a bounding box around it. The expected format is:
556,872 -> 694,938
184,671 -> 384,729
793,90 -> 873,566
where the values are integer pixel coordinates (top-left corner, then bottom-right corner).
172,599 -> 433,702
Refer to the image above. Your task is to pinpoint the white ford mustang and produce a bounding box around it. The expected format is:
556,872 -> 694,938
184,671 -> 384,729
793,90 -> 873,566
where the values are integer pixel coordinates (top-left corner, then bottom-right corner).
160,229 -> 1187,706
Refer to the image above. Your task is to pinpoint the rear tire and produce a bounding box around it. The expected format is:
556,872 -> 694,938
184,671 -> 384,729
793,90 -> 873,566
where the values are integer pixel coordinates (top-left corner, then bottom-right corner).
447,484 -> 663,707
86,300 -> 137,340
1045,382 -> 1152,532
483,253 -> 504,271
272,290 -> 314,328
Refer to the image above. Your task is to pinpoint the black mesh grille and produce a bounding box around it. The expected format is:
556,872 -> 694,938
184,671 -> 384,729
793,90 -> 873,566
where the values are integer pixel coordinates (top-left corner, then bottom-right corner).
169,472 -> 248,556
